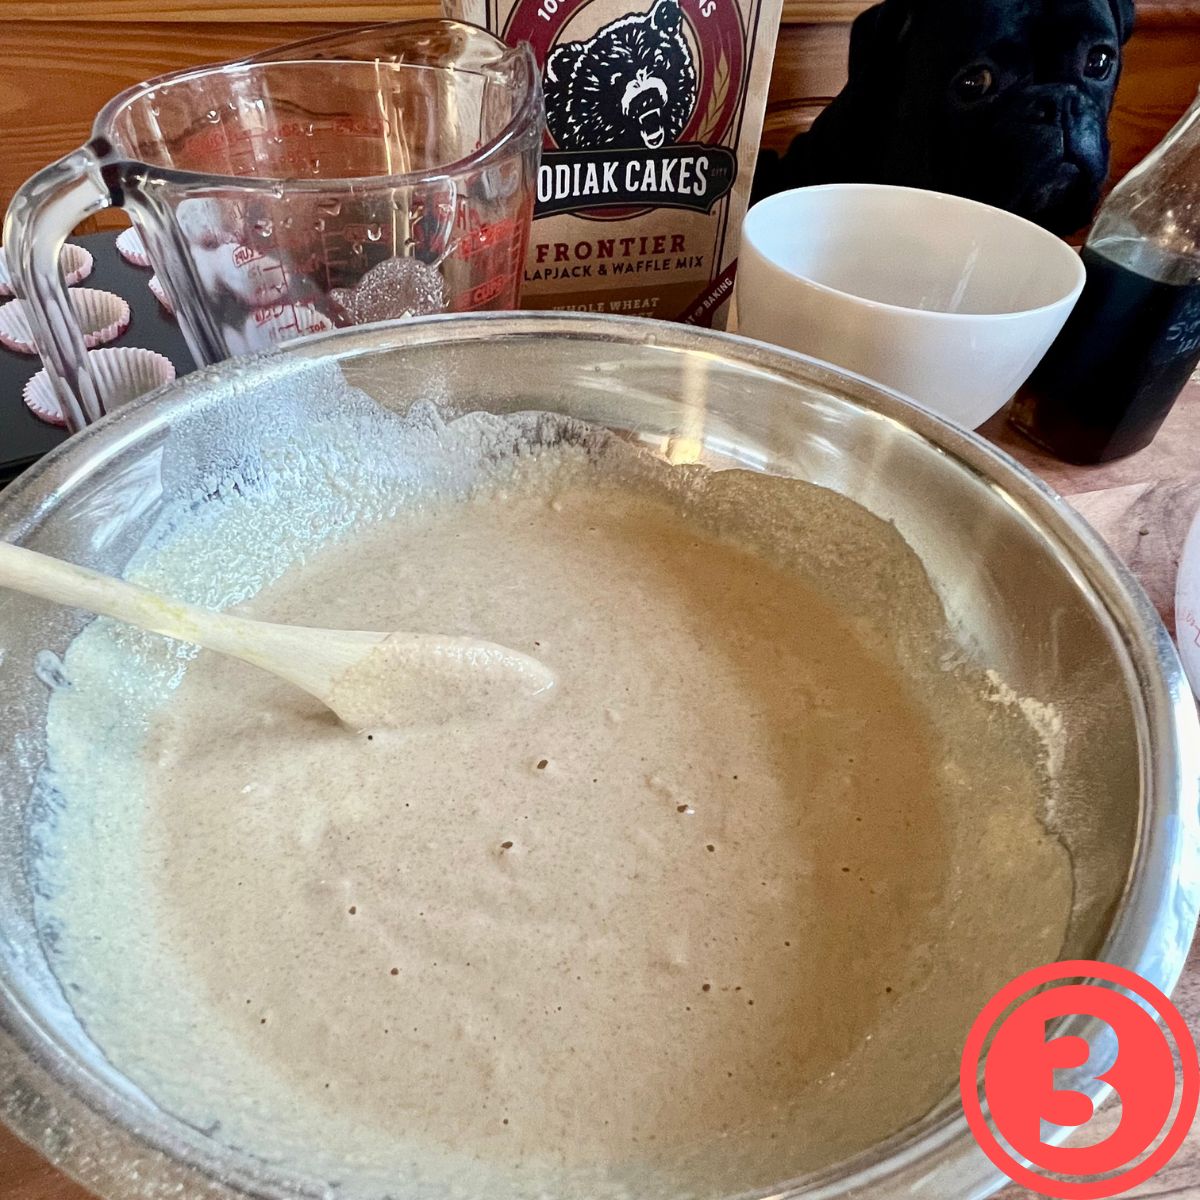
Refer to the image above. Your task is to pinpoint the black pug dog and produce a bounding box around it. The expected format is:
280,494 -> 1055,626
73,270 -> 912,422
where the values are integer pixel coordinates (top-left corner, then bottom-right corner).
544,0 -> 698,151
753,0 -> 1135,234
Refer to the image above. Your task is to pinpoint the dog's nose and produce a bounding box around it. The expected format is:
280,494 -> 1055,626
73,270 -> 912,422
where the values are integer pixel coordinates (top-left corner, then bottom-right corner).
1019,85 -> 1078,126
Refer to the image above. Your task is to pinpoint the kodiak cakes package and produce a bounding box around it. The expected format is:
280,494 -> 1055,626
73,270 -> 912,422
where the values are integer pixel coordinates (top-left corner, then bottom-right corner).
446,0 -> 783,327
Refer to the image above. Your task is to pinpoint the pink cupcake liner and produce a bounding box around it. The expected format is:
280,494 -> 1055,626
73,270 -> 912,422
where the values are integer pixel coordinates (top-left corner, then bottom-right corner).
21,370 -> 69,427
115,227 -> 151,268
61,243 -> 94,287
23,346 -> 175,426
0,300 -> 39,354
148,275 -> 175,316
0,242 -> 94,298
0,288 -> 130,355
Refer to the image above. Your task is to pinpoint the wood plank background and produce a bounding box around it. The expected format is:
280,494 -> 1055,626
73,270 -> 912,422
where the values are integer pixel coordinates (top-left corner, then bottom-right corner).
1,0 -> 1197,229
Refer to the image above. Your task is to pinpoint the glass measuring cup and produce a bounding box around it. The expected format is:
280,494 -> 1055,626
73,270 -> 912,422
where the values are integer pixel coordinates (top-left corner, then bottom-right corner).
3,20 -> 542,432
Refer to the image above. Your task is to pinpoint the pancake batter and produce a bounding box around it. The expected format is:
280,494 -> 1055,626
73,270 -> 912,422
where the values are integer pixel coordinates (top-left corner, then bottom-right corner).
38,414 -> 1072,1199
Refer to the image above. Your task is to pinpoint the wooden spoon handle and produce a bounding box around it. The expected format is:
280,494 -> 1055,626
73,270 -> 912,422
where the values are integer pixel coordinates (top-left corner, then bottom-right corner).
0,540 -> 364,706
0,540 -> 224,647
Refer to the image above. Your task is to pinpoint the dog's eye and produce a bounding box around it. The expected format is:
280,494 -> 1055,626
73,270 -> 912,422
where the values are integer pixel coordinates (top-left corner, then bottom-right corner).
953,65 -> 995,103
1085,45 -> 1116,80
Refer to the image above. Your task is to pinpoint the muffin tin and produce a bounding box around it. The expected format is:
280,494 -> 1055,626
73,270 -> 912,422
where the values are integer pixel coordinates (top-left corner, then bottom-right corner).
1,230 -> 183,427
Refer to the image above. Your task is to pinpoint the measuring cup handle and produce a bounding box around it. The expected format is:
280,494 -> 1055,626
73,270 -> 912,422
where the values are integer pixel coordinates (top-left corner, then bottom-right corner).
3,144 -> 118,432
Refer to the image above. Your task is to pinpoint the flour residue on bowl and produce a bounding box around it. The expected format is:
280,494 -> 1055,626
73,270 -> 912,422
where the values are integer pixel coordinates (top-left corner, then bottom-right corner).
35,399 -> 1073,1200
984,668 -> 1068,782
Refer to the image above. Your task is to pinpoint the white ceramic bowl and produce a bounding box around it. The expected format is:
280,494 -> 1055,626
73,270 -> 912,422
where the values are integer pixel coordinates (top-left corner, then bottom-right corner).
736,184 -> 1087,429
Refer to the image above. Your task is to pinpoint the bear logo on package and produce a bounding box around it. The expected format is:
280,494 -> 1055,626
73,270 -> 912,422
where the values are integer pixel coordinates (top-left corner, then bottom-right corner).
521,0 -> 739,218
448,0 -> 782,326
544,0 -> 697,151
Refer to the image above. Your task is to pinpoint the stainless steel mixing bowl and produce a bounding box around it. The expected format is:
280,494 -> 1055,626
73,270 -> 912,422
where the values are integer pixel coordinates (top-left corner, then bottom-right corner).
0,314 -> 1196,1200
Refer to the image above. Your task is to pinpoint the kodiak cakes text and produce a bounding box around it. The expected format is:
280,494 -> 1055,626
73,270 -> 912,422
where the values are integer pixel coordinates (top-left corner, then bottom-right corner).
447,0 -> 783,327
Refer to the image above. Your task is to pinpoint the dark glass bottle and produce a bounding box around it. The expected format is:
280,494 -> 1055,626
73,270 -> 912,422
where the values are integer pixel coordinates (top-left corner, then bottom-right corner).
1010,94 -> 1200,464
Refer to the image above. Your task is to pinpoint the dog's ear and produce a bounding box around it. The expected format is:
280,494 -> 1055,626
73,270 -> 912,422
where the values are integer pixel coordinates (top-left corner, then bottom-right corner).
781,0 -> 916,184
1111,0 -> 1136,44
845,0 -> 918,88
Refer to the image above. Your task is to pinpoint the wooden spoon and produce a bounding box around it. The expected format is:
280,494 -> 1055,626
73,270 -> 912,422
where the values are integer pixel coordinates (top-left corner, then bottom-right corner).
0,541 -> 556,728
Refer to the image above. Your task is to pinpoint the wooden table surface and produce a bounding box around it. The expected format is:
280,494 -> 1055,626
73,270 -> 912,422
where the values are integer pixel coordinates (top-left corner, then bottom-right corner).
3,382 -> 1199,1200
